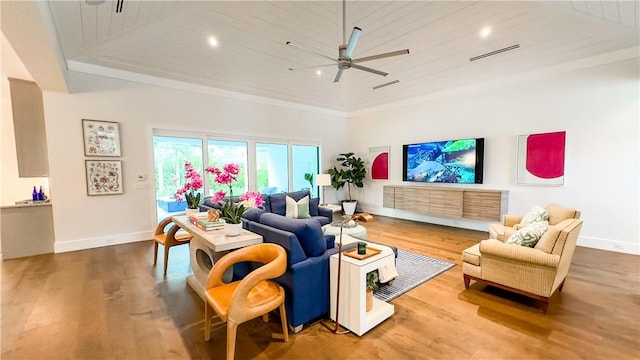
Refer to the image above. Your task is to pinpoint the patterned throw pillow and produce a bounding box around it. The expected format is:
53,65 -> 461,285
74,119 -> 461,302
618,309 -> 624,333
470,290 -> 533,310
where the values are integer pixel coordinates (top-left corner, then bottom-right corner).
520,205 -> 549,225
506,221 -> 549,247
285,195 -> 310,219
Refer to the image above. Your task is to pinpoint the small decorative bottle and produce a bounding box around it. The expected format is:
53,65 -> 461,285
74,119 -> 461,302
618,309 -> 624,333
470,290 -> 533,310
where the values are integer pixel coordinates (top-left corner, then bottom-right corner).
38,186 -> 45,201
32,186 -> 38,201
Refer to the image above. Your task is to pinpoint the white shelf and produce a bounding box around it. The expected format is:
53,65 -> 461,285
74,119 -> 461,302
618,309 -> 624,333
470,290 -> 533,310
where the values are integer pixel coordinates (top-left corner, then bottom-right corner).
329,243 -> 395,336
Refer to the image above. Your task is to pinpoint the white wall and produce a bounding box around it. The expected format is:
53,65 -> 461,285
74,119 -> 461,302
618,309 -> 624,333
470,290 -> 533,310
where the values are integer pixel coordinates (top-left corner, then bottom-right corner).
1,34 -> 49,206
43,71 -> 348,252
348,58 -> 640,255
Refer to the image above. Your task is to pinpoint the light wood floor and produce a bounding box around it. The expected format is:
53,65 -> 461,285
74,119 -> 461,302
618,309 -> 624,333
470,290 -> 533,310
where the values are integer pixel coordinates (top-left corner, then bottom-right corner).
2,216 -> 638,359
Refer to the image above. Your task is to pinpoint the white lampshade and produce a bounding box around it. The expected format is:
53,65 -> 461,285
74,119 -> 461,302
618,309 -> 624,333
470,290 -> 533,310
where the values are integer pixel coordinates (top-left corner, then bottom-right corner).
316,174 -> 331,186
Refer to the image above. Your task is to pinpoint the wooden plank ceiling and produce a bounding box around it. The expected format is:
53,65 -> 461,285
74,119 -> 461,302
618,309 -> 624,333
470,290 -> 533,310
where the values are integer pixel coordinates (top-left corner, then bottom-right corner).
46,0 -> 639,112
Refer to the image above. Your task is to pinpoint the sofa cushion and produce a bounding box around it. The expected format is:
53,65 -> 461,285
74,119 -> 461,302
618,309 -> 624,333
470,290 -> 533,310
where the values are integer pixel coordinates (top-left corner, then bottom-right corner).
242,207 -> 266,222
546,203 -> 578,225
309,197 -> 319,216
520,205 -> 549,225
506,221 -> 548,247
269,190 -> 311,216
286,195 -> 310,219
534,224 -> 562,253
259,213 -> 326,257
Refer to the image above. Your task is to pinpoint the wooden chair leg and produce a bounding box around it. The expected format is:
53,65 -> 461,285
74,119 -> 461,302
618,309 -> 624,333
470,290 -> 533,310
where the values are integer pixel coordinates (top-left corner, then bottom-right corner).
558,280 -> 566,292
204,302 -> 211,341
262,314 -> 269,322
279,302 -> 289,343
163,245 -> 170,276
153,242 -> 159,266
540,298 -> 550,314
226,319 -> 238,360
463,274 -> 470,289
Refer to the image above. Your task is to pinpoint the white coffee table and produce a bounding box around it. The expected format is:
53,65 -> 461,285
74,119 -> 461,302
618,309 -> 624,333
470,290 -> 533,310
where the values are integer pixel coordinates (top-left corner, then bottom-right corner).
322,223 -> 368,240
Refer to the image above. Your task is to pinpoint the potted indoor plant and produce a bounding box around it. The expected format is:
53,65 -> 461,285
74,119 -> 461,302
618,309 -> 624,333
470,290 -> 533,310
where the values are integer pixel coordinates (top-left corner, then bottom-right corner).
174,161 -> 204,214
207,163 -> 264,236
328,152 -> 366,215
366,270 -> 379,312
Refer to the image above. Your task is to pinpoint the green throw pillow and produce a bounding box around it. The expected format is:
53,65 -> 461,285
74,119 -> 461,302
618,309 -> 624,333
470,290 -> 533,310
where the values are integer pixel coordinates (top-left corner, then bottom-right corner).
520,205 -> 549,225
506,221 -> 548,247
285,195 -> 310,219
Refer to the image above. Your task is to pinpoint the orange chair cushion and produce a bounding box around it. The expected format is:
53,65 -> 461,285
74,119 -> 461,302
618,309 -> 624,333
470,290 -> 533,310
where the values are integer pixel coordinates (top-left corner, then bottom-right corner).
205,280 -> 283,321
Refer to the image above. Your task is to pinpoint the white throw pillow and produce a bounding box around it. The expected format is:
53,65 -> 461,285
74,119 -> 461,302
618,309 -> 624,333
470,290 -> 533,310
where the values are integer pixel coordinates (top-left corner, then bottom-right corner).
506,221 -> 549,247
520,205 -> 549,225
285,195 -> 310,219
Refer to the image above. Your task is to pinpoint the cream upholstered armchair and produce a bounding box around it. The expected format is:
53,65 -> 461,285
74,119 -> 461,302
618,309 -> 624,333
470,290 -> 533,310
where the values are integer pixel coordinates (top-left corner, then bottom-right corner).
462,212 -> 583,313
489,203 -> 581,241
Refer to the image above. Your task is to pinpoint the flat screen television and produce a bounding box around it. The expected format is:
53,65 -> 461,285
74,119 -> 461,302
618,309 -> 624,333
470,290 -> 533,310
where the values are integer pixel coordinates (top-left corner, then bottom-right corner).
402,138 -> 484,184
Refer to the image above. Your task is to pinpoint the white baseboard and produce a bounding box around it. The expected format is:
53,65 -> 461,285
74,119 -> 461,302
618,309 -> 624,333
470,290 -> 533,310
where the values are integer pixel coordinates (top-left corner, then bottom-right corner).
360,205 -> 490,233
360,206 -> 640,256
577,236 -> 640,255
54,230 -> 153,253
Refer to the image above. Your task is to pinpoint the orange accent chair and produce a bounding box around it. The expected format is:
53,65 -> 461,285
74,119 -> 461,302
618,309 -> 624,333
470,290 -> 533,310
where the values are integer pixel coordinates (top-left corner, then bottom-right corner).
204,243 -> 288,360
153,214 -> 192,276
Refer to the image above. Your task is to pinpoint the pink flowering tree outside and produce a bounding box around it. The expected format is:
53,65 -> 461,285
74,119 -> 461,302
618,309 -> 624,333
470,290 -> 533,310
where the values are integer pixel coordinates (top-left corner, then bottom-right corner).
205,163 -> 264,224
174,161 -> 204,209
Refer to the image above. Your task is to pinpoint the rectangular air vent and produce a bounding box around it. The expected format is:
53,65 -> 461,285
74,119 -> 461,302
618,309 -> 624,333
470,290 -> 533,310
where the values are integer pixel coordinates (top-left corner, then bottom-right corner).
469,44 -> 520,62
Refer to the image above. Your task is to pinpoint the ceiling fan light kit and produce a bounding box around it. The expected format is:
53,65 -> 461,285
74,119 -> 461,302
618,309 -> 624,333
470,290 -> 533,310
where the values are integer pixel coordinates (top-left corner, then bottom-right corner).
286,0 -> 409,84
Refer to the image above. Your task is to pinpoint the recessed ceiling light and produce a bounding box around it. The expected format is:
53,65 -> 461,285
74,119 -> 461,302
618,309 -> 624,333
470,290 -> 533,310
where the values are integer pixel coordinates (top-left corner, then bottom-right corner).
480,27 -> 491,38
316,70 -> 323,76
208,36 -> 219,48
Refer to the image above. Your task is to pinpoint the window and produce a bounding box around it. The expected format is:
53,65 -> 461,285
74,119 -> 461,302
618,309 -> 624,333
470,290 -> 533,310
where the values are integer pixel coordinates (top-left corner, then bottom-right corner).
152,130 -> 321,220
207,139 -> 248,197
292,145 -> 319,197
256,142 -> 289,194
153,136 -> 204,218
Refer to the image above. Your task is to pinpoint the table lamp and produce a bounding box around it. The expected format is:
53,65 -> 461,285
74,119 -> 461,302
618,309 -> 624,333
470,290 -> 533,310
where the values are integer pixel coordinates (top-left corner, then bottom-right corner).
316,174 -> 331,206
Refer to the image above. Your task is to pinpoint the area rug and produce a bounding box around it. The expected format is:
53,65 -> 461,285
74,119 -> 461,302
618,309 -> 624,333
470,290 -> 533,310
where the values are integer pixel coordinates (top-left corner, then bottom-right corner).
373,249 -> 455,302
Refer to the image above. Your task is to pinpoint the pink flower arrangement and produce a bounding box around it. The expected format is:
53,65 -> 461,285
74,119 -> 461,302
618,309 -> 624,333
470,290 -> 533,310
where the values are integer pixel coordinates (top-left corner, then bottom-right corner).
205,163 -> 263,224
174,161 -> 203,209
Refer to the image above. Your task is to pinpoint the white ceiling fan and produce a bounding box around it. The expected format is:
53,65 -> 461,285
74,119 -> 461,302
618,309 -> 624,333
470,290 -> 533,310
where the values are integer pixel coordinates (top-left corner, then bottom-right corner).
286,0 -> 410,83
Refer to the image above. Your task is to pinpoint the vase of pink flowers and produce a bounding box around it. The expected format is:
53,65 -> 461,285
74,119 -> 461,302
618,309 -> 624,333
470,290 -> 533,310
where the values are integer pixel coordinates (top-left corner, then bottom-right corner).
206,163 -> 264,236
174,161 -> 203,214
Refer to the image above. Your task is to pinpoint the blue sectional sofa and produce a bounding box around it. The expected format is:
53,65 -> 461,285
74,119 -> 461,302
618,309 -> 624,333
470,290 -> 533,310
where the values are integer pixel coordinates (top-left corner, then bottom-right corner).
199,190 -> 333,226
222,190 -> 357,331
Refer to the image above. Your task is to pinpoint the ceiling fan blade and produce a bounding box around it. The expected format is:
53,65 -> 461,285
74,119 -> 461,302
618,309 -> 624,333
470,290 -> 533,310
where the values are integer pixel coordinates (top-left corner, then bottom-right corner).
351,64 -> 388,77
288,63 -> 336,71
352,49 -> 410,64
344,27 -> 362,59
286,41 -> 337,63
334,69 -> 344,82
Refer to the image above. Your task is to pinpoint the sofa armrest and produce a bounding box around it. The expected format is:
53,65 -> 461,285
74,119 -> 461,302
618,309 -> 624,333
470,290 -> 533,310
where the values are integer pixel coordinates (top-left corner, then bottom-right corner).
503,214 -> 523,227
318,206 -> 333,223
480,239 -> 560,268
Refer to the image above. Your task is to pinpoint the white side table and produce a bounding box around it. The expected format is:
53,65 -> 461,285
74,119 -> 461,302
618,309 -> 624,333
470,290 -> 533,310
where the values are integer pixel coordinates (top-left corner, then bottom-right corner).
329,242 -> 395,336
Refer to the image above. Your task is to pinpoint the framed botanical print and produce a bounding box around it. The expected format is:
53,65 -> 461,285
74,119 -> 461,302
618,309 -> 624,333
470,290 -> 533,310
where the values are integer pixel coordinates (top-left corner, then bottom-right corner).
82,119 -> 121,156
85,160 -> 123,195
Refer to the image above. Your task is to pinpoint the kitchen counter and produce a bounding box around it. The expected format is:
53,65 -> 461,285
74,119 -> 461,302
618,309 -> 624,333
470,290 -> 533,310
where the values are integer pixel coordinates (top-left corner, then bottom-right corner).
1,201 -> 54,259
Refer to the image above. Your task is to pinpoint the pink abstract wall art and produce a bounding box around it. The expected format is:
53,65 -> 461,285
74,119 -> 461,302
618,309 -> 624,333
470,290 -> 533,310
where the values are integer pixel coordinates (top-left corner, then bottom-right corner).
517,131 -> 566,185
371,152 -> 389,179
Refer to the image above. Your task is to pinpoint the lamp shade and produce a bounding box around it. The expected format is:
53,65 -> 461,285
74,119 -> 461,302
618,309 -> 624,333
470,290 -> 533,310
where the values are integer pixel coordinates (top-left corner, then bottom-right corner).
316,174 -> 331,186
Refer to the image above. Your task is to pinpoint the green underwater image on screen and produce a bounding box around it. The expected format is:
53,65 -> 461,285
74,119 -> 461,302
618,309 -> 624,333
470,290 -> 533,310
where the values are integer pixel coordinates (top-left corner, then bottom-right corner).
403,138 -> 484,184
